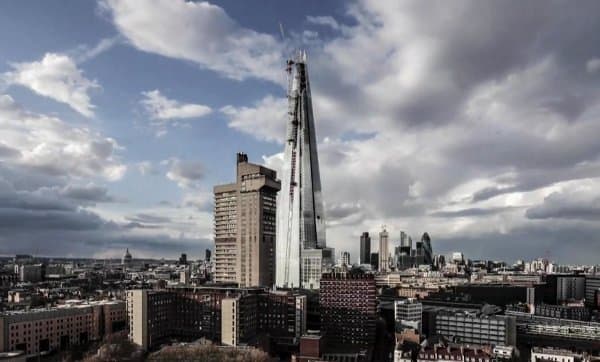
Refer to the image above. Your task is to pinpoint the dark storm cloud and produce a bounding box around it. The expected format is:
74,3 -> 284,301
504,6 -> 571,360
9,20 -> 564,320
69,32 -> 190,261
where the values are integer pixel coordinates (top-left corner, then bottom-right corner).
435,221 -> 600,264
0,156 -> 208,258
0,143 -> 21,159
59,184 -> 116,203
124,221 -> 160,229
0,179 -> 107,230
3,0 -> 600,263
309,0 -> 600,133
471,186 -> 511,203
447,117 -> 600,170
326,202 -> 362,220
166,159 -> 205,188
89,139 -> 115,159
0,228 -> 212,259
0,208 -> 103,230
0,180 -> 72,211
0,174 -> 117,211
72,232 -> 210,253
527,204 -> 600,221
323,155 -> 421,219
125,213 -> 172,224
430,206 -> 520,218
0,164 -> 63,193
526,190 -> 600,221
429,1 -> 599,90
470,162 -> 600,203
182,195 -> 213,212
543,93 -> 588,122
0,175 -> 209,257
297,0 -> 600,264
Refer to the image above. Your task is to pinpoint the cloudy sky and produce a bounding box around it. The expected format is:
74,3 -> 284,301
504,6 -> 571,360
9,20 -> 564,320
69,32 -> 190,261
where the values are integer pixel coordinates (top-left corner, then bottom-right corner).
0,0 -> 599,263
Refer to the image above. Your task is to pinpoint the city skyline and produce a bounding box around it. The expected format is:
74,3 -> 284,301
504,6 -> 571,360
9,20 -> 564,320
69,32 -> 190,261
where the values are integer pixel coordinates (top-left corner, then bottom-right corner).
1,1 -> 600,264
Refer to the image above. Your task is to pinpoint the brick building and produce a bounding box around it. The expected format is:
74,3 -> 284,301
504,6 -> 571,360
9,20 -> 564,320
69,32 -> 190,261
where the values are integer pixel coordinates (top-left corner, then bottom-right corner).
0,300 -> 125,357
319,271 -> 377,348
127,287 -> 307,351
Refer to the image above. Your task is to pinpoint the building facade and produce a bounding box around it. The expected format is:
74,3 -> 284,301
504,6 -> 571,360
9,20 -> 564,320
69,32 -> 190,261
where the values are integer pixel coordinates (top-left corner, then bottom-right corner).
415,233 -> 433,266
394,298 -> 423,332
370,253 -> 379,271
379,228 -> 389,272
434,311 -> 516,346
127,287 -> 257,350
319,272 -> 377,348
127,290 -> 171,351
214,181 -> 238,284
221,295 -> 258,347
506,310 -> 600,351
258,291 -> 307,347
0,300 -> 125,357
301,248 -> 333,290
585,274 -> 600,309
530,347 -> 585,362
340,251 -> 351,266
534,304 -> 589,321
122,248 -> 132,266
127,287 -> 307,351
17,265 -> 42,283
543,275 -> 585,304
276,52 -> 327,289
359,232 -> 371,265
394,345 -> 492,362
214,153 -> 280,287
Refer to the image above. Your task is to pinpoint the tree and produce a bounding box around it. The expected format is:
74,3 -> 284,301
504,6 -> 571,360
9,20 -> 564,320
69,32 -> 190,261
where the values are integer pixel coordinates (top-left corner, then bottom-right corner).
82,332 -> 144,362
147,342 -> 270,362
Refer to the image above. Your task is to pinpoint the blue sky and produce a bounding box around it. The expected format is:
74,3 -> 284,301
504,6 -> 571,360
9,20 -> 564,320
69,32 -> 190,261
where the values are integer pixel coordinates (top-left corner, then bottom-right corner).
0,0 -> 600,264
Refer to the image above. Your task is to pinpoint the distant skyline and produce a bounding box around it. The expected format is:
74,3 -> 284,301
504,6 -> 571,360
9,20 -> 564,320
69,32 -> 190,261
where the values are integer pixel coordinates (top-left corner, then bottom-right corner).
0,1 -> 600,263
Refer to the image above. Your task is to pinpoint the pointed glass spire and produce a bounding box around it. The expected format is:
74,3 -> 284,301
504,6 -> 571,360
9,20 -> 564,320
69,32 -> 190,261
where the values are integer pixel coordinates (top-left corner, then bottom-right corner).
276,52 -> 326,288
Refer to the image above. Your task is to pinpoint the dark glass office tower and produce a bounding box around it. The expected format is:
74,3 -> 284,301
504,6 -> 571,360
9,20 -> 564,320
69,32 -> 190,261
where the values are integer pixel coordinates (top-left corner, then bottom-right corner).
360,232 -> 371,265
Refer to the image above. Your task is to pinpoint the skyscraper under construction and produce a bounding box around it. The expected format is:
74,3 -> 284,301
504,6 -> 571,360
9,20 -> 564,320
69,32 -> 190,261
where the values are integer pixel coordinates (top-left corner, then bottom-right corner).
276,51 -> 332,289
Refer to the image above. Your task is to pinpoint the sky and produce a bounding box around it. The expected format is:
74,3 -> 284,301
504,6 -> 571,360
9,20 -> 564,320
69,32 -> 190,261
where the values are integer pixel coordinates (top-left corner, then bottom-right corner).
0,0 -> 599,264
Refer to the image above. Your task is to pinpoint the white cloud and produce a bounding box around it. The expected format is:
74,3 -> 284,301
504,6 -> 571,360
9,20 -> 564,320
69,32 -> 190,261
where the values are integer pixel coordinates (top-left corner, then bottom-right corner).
1,0 -> 599,262
101,0 -> 285,83
526,180 -> 600,221
182,190 -> 213,211
262,152 -> 284,175
587,58 -> 600,73
0,94 -> 125,180
141,89 -> 212,120
98,198 -> 214,246
74,36 -> 122,63
136,160 -> 159,175
164,158 -> 205,188
261,1 -> 600,263
4,53 -> 99,117
307,15 -> 341,30
221,95 -> 287,143
59,183 -> 116,203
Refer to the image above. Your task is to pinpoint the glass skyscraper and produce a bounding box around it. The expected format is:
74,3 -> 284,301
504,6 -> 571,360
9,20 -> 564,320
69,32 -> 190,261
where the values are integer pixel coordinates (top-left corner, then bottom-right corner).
276,51 -> 328,289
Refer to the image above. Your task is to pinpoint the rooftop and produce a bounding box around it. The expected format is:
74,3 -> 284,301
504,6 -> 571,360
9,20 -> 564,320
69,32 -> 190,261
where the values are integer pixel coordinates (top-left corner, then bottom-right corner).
532,347 -> 582,357
0,299 -> 122,317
